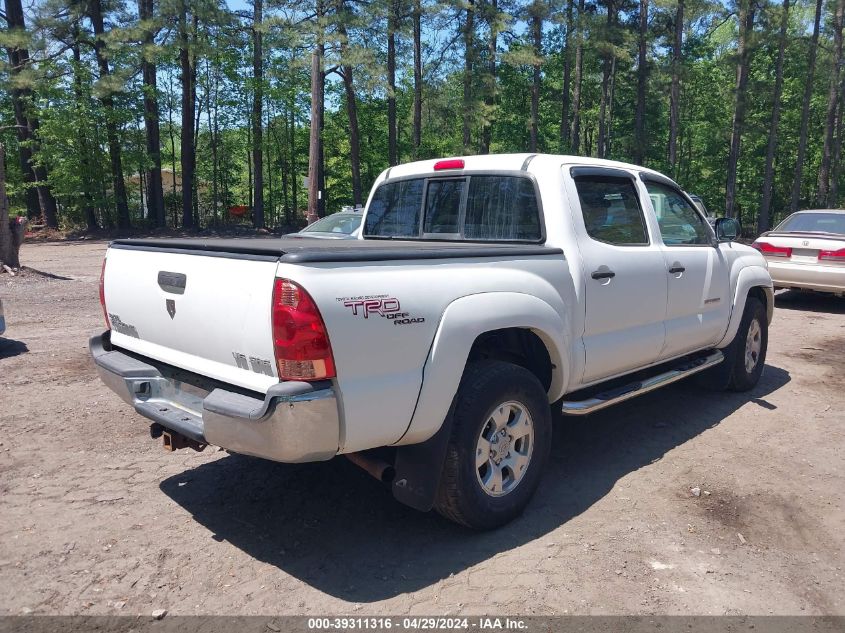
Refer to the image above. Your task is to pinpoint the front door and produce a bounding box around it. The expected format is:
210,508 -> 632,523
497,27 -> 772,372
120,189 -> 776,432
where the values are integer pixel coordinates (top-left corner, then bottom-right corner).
567,167 -> 668,384
641,177 -> 731,358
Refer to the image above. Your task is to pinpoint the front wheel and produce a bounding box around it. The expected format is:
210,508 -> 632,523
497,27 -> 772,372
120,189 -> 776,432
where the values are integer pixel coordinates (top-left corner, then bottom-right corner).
435,360 -> 551,530
726,296 -> 768,391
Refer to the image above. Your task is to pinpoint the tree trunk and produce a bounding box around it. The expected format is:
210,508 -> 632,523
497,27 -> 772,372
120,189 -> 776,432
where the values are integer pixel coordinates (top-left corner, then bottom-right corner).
139,0 -> 165,228
290,101 -> 298,215
559,0 -> 574,152
191,12 -> 199,227
208,57 -> 220,225
597,1 -> 615,158
89,0 -> 131,230
413,0 -> 423,156
338,3 -> 363,207
788,0 -> 823,214
247,117 -> 253,212
758,0 -> 790,234
179,0 -> 195,228
529,1 -> 543,153
280,108 -> 290,224
724,0 -> 756,219
71,35 -> 99,231
817,0 -> 845,207
462,0 -> 475,153
307,48 -> 323,223
569,0 -> 585,154
606,55 -> 617,157
832,97 -> 843,206
633,0 -> 648,165
0,144 -> 27,269
1,144 -> 22,269
480,0 -> 498,154
667,0 -> 683,174
388,0 -> 398,166
252,0 -> 264,228
5,0 -> 60,227
318,91 -> 326,217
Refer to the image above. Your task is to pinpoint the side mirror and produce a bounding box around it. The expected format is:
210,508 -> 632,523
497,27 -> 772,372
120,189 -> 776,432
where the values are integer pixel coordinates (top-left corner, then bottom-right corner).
715,217 -> 741,242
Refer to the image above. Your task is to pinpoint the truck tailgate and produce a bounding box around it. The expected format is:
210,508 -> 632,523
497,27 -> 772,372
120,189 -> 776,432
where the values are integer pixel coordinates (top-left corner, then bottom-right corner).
103,246 -> 280,393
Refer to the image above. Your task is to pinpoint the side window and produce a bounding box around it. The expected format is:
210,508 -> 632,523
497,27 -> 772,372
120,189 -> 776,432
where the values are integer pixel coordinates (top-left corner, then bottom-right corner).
573,176 -> 649,246
464,176 -> 541,240
363,179 -> 424,238
423,179 -> 464,234
644,181 -> 711,245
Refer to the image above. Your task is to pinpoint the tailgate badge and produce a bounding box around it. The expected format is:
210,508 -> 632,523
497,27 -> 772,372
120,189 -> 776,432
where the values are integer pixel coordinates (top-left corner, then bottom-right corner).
166,299 -> 176,319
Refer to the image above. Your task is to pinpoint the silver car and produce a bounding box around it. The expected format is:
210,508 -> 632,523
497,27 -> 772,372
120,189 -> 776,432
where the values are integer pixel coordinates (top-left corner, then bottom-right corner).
286,210 -> 362,240
753,209 -> 845,295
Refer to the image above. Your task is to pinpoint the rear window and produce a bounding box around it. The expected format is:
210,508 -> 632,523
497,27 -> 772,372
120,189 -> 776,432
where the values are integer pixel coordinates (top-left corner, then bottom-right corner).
363,175 -> 542,241
775,212 -> 845,235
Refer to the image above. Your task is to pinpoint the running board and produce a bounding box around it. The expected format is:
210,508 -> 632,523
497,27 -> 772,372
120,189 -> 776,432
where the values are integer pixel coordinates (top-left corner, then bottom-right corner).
560,350 -> 724,416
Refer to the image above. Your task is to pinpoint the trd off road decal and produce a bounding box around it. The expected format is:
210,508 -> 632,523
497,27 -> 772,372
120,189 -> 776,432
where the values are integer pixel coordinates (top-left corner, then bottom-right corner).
337,294 -> 425,325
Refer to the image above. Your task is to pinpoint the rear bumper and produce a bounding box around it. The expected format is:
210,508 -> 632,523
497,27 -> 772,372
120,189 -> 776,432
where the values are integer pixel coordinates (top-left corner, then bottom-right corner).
90,332 -> 339,462
768,260 -> 845,294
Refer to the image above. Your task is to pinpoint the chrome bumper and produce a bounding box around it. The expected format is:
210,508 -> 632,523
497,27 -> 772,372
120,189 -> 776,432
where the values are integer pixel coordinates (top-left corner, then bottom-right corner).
90,333 -> 339,463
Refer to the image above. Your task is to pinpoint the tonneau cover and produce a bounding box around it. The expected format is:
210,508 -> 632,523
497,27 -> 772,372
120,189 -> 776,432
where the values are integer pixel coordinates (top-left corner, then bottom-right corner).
111,237 -> 563,263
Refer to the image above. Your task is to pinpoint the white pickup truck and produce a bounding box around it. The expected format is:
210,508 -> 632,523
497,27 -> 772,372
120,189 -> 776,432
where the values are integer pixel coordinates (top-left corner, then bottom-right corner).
92,154 -> 773,529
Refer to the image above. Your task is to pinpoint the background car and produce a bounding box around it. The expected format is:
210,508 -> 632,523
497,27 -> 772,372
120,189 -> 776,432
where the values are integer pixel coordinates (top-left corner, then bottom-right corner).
686,193 -> 719,228
753,209 -> 845,295
0,298 -> 5,336
286,209 -> 362,240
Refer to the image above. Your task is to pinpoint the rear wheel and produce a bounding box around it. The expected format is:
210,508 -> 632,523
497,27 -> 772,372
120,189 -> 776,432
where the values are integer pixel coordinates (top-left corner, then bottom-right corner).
435,361 -> 551,530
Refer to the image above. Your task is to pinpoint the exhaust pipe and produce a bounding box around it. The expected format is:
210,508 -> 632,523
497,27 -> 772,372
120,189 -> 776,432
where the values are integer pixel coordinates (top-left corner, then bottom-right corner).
346,452 -> 395,484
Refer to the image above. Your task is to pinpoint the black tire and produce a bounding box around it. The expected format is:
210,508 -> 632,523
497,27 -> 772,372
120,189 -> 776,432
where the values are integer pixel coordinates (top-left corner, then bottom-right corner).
435,360 -> 552,530
725,296 -> 768,391
695,296 -> 768,392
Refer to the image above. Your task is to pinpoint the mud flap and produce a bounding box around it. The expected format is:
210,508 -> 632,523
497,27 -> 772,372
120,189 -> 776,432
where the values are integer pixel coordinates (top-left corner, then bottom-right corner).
392,414 -> 454,512
698,338 -> 736,390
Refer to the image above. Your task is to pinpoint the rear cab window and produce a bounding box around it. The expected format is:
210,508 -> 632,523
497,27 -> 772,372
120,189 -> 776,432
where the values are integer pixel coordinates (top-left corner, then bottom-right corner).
363,173 -> 542,242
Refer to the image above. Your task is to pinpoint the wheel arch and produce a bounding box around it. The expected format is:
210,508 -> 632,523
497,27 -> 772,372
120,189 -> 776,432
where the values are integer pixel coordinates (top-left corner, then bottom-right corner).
717,265 -> 774,348
394,292 -> 570,447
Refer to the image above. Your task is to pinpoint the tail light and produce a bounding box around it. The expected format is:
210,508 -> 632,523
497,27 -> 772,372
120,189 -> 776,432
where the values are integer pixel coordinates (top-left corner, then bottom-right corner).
752,240 -> 792,258
819,247 -> 845,261
271,278 -> 336,381
99,258 -> 110,329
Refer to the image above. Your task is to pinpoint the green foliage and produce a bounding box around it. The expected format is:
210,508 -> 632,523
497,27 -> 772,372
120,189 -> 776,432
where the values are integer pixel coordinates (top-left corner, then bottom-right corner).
1,0 -> 843,233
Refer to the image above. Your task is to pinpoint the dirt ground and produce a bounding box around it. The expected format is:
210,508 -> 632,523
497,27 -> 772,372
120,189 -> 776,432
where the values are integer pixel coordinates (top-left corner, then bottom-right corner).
0,240 -> 843,617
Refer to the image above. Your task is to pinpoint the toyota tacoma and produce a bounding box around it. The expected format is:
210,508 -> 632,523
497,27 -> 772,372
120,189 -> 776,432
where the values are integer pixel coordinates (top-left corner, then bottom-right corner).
91,154 -> 773,529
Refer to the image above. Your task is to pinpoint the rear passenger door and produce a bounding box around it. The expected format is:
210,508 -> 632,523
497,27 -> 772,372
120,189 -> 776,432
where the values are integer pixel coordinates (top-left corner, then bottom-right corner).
566,167 -> 668,384
640,175 -> 730,358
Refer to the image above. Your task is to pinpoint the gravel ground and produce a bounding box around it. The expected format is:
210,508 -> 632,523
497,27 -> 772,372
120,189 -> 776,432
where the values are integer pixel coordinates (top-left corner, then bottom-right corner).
0,240 -> 843,617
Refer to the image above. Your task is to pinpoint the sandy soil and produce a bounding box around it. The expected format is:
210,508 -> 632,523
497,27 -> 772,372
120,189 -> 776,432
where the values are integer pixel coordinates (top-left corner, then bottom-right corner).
0,240 -> 843,617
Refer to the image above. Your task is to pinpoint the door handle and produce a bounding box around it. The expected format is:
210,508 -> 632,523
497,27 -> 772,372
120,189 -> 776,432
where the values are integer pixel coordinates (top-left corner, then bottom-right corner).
668,264 -> 686,274
591,269 -> 616,280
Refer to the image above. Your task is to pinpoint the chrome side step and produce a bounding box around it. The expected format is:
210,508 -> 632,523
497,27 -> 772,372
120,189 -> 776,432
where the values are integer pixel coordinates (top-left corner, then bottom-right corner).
560,350 -> 725,416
